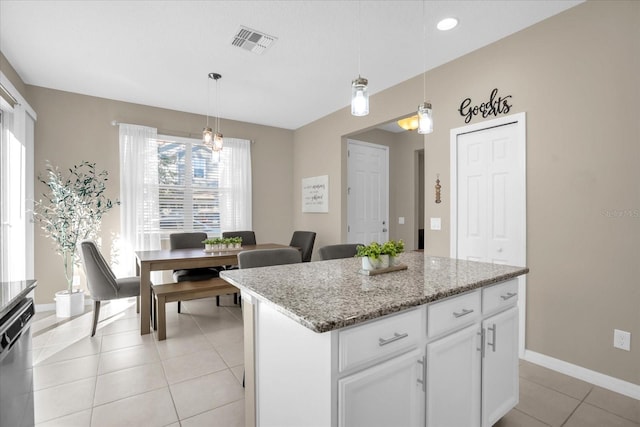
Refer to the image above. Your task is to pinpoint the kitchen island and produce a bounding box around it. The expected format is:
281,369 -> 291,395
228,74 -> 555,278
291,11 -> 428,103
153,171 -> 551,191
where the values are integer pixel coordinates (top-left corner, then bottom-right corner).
221,252 -> 528,427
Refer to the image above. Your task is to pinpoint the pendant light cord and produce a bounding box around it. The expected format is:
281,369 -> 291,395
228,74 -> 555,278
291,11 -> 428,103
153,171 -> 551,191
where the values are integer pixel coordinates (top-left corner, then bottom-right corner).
357,0 -> 361,76
422,0 -> 426,100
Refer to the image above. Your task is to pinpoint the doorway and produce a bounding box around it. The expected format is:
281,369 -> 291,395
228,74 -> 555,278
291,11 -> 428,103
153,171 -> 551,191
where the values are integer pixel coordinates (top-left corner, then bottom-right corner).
347,139 -> 389,245
450,112 -> 527,355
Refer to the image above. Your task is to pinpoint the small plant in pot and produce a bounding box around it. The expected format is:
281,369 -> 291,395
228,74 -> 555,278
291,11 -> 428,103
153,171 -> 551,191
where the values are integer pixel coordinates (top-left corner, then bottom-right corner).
382,239 -> 405,266
356,242 -> 383,271
202,238 -> 217,251
33,161 -> 118,318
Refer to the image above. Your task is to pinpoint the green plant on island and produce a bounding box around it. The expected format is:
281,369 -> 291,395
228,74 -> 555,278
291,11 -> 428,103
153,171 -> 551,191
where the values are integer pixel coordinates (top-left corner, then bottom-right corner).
356,242 -> 383,259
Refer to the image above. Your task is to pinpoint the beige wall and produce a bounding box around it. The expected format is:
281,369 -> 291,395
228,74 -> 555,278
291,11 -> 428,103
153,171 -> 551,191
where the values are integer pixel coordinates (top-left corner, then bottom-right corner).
26,86 -> 294,305
293,1 -> 639,385
0,51 -> 28,98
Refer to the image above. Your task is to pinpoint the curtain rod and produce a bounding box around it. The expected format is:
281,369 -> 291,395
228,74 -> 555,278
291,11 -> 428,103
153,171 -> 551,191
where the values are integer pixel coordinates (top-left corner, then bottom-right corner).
111,120 -> 254,143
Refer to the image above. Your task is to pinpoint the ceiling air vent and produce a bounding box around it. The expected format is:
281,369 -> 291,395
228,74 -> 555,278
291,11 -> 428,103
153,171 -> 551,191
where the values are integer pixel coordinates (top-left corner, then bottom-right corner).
232,26 -> 277,54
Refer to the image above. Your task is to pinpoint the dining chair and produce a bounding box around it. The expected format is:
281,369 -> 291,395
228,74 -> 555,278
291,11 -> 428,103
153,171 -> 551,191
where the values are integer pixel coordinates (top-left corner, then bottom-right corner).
79,240 -> 141,337
318,243 -> 362,261
222,230 -> 257,246
289,231 -> 316,262
169,232 -> 225,310
238,247 -> 302,269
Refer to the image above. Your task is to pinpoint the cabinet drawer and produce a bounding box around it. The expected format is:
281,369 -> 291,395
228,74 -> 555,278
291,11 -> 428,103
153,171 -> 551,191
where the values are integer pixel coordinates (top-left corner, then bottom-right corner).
482,279 -> 518,315
427,290 -> 481,338
339,308 -> 422,372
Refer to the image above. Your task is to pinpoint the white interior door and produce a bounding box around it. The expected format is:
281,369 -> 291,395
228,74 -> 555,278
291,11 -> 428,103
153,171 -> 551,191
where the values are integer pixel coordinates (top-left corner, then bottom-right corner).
451,112 -> 526,356
454,122 -> 524,265
347,139 -> 389,245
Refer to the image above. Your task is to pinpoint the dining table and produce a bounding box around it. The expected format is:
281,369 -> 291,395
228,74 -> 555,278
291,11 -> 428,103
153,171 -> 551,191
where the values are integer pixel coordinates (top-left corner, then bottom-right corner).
135,243 -> 290,335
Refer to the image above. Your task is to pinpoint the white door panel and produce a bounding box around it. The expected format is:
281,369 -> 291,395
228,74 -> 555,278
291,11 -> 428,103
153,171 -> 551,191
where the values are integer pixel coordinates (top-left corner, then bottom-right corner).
456,123 -> 523,267
347,139 -> 389,245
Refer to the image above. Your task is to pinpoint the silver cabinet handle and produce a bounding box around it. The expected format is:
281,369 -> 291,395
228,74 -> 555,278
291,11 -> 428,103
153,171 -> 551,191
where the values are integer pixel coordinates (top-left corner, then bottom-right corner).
453,308 -> 474,318
487,324 -> 497,352
378,332 -> 409,346
500,292 -> 517,301
477,329 -> 485,358
416,356 -> 426,392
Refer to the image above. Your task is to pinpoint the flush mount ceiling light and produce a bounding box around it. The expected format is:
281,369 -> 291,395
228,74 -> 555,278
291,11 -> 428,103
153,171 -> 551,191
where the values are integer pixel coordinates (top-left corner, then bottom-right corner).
437,17 -> 458,31
351,1 -> 369,117
203,72 -> 223,154
397,115 -> 419,131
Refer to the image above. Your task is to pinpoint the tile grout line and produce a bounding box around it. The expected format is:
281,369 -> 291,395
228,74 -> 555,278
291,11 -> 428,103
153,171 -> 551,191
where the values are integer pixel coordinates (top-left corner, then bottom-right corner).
559,387 -> 593,427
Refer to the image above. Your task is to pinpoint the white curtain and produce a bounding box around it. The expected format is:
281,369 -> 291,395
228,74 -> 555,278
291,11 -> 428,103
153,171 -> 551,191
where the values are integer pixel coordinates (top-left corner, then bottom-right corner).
118,124 -> 161,278
219,138 -> 252,232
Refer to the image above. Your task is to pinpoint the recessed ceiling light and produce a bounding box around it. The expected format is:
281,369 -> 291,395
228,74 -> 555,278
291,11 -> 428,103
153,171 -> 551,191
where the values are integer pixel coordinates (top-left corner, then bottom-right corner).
437,17 -> 458,31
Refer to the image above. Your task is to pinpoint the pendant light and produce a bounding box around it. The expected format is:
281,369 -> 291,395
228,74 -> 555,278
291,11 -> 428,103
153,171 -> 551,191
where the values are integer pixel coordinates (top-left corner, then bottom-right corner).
351,1 -> 369,116
203,72 -> 223,153
417,1 -> 433,134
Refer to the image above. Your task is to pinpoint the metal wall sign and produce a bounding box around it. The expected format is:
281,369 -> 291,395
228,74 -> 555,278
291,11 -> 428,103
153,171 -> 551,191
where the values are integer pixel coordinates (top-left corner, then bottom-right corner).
458,88 -> 513,124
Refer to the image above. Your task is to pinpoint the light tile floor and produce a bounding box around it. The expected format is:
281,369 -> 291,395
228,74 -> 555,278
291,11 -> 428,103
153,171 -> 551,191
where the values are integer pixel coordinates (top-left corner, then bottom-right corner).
31,297 -> 639,427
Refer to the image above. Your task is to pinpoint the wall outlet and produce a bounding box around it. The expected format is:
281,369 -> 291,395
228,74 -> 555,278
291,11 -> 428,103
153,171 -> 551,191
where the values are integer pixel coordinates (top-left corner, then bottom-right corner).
430,217 -> 441,230
613,329 -> 631,351
398,217 -> 405,225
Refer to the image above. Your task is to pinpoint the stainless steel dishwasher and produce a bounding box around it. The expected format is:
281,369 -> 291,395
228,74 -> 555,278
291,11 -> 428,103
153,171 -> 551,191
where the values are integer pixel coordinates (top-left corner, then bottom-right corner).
0,293 -> 36,427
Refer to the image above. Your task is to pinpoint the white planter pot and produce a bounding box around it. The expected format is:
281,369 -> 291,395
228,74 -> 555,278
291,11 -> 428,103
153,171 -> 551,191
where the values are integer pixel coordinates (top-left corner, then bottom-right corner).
361,256 -> 381,271
379,254 -> 390,269
205,243 -> 214,251
55,289 -> 85,318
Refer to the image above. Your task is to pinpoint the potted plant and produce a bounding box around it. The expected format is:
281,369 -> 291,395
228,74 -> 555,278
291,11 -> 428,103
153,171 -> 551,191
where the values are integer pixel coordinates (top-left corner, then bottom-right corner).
33,161 -> 118,318
230,236 -> 242,248
356,242 -> 383,271
382,239 -> 405,266
202,238 -> 216,251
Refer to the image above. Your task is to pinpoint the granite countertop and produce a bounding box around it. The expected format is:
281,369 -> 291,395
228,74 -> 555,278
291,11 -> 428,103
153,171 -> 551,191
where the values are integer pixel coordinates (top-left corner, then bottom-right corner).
0,279 -> 38,319
220,252 -> 529,333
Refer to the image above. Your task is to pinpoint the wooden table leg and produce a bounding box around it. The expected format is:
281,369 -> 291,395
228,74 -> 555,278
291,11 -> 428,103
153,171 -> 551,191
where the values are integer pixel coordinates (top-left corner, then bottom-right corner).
139,262 -> 151,335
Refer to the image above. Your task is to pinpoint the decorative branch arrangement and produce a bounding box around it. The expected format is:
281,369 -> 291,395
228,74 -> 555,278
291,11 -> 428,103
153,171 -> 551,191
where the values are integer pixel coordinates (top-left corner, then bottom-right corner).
33,161 -> 119,294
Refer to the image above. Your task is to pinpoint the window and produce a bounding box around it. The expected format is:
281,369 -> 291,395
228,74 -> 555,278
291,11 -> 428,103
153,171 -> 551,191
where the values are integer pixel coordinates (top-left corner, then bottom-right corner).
0,74 -> 36,282
155,135 -> 252,237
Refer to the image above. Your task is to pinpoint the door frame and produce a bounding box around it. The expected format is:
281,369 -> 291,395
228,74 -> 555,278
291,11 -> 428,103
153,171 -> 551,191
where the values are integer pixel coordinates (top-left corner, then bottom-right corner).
449,112 -> 527,357
346,139 -> 389,245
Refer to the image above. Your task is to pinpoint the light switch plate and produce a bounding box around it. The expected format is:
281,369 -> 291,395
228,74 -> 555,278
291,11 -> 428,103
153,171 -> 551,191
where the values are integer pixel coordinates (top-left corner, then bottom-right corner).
399,217 -> 405,225
430,217 -> 441,230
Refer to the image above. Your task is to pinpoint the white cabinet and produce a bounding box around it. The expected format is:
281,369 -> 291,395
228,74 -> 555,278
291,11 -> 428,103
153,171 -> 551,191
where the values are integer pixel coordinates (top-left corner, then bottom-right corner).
425,280 -> 519,427
482,306 -> 519,427
247,278 -> 520,427
339,348 -> 425,427
426,324 -> 481,427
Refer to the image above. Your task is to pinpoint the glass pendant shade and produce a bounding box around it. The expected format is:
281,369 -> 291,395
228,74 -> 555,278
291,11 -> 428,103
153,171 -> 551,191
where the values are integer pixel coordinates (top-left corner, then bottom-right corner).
417,102 -> 433,134
213,132 -> 223,152
351,76 -> 369,116
203,127 -> 213,144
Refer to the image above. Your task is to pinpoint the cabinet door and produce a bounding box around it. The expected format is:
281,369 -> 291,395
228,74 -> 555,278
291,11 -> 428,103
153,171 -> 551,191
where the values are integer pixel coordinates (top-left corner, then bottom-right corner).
339,349 -> 424,427
426,324 -> 481,427
482,307 -> 519,427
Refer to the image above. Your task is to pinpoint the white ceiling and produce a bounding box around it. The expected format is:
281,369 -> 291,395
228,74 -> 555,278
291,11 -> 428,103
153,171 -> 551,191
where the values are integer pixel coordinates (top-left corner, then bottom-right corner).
0,1 -> 582,130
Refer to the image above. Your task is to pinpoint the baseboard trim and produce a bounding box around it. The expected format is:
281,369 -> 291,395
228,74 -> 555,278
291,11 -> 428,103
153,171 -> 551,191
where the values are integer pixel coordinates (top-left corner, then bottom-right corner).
36,297 -> 93,313
523,350 -> 640,400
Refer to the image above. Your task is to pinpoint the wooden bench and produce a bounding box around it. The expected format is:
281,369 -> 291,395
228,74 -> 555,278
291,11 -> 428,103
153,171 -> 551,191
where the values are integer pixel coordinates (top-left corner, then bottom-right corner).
151,278 -> 238,340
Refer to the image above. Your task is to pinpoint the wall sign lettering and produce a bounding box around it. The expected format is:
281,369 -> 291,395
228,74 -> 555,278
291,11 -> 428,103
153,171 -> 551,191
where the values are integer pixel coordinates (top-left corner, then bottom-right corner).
302,175 -> 329,213
458,88 -> 513,123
